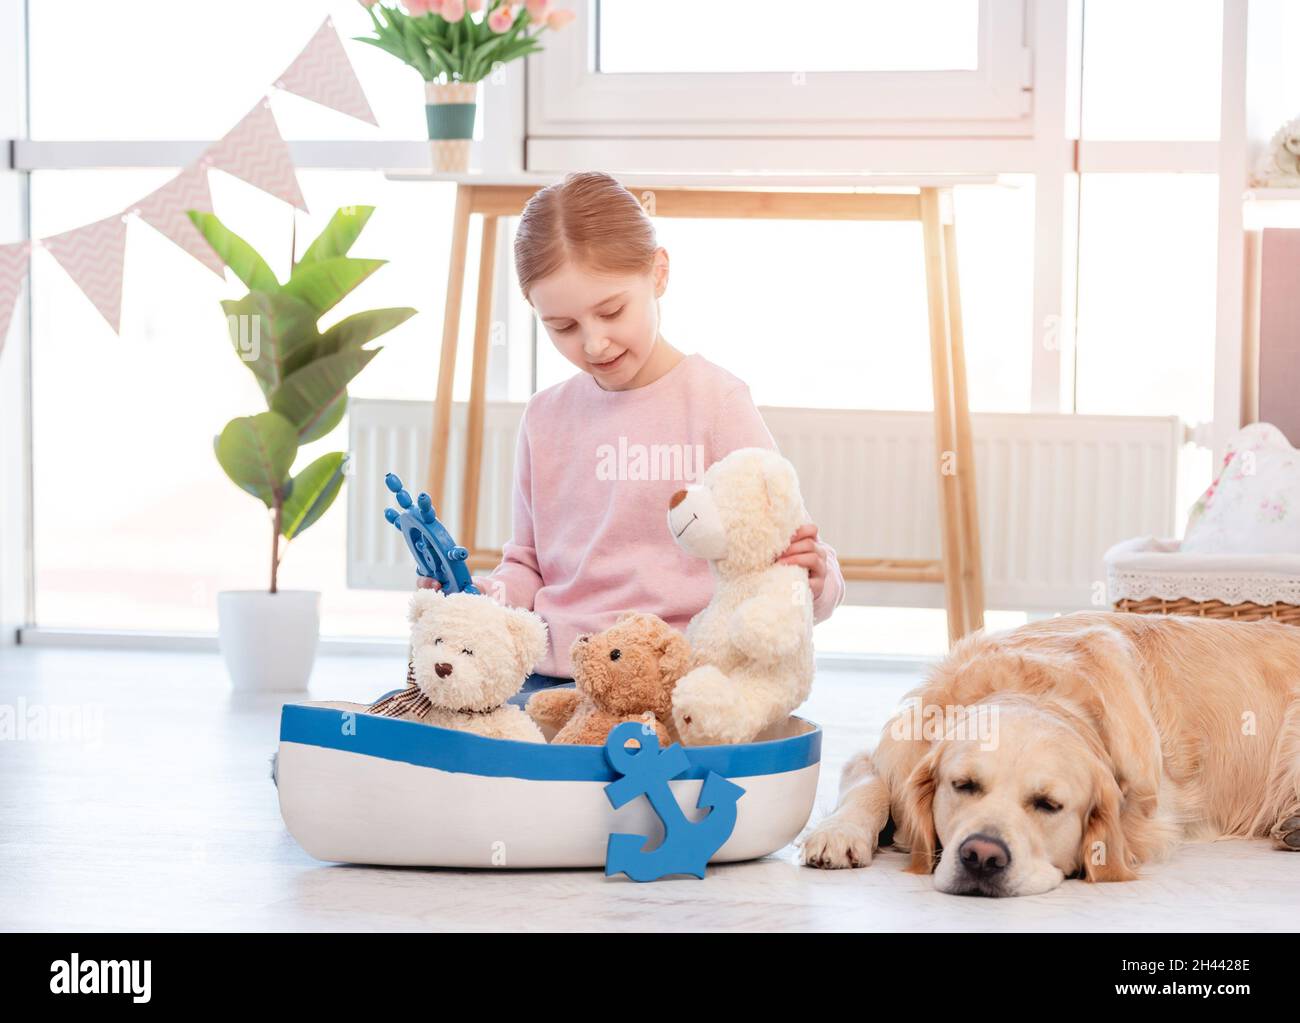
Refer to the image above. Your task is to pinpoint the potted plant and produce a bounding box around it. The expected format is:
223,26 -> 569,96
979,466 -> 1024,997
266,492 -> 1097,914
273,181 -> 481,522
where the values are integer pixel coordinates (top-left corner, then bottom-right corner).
189,205 -> 416,691
356,0 -> 576,172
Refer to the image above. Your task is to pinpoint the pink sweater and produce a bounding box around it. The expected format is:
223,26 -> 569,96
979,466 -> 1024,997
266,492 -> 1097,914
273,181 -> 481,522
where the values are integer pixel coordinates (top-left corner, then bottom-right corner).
476,352 -> 846,677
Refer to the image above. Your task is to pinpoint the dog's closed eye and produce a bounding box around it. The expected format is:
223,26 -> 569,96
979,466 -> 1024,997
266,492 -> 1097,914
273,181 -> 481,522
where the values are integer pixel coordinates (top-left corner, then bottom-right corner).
952,778 -> 981,795
1031,795 -> 1062,814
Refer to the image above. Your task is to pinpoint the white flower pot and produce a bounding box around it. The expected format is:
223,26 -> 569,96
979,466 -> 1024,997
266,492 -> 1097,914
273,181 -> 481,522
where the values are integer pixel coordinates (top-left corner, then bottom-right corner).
217,590 -> 321,692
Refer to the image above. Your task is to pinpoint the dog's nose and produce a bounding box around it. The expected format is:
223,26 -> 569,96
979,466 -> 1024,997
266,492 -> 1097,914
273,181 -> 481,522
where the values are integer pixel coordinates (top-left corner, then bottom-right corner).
958,833 -> 1010,876
669,489 -> 687,509
434,662 -> 453,678
609,648 -> 621,661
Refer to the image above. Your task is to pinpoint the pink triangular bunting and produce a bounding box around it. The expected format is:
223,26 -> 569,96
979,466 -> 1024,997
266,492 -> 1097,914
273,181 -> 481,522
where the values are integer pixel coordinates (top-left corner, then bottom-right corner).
275,18 -> 378,126
203,100 -> 308,212
0,241 -> 32,357
134,165 -> 226,277
43,216 -> 129,334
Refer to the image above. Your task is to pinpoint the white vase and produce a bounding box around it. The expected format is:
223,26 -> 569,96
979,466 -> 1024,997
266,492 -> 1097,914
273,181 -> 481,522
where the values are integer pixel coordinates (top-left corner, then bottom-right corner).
217,590 -> 321,692
425,79 -> 477,173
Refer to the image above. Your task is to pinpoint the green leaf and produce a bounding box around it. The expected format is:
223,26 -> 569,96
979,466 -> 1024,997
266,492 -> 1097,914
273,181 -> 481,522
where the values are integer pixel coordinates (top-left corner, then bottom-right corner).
310,393 -> 348,443
428,38 -> 456,77
215,412 -> 298,506
186,211 -> 279,292
466,34 -> 507,80
354,33 -> 404,61
313,307 -> 416,358
280,452 -> 349,540
220,290 -> 321,397
282,257 -> 386,316
270,347 -> 380,442
400,16 -> 435,79
298,206 -> 376,265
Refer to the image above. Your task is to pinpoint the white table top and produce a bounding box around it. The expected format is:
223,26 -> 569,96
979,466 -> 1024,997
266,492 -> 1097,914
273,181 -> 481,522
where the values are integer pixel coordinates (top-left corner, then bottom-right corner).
385,169 -> 1009,189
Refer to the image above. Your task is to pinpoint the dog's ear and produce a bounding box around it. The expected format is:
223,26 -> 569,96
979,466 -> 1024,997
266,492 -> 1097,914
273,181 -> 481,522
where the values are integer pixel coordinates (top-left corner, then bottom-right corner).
901,745 -> 942,875
1080,755 -> 1140,882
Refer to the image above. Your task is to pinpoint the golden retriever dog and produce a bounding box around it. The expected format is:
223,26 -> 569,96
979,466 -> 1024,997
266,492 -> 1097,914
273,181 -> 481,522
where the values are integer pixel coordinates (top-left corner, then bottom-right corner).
799,611 -> 1300,896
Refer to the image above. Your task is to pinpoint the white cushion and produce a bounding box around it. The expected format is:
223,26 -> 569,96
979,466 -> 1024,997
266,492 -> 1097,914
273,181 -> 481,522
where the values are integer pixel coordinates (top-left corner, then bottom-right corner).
1182,422 -> 1300,555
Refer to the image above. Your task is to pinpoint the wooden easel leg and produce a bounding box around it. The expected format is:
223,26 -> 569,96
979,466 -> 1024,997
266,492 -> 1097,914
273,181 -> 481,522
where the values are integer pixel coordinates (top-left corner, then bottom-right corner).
920,188 -> 968,646
942,208 -> 985,634
427,183 -> 474,510
460,215 -> 499,555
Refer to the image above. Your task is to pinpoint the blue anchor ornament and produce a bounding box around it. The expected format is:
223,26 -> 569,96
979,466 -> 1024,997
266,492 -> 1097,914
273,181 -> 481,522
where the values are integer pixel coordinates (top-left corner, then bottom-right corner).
602,721 -> 746,882
383,472 -> 480,595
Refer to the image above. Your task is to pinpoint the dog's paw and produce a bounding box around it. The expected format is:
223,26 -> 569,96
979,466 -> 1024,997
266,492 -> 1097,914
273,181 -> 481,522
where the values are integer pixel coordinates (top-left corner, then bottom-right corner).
798,818 -> 877,869
1270,815 -> 1300,851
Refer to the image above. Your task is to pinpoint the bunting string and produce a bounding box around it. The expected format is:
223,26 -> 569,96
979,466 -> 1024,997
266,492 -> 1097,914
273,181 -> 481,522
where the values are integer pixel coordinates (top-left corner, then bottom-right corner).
0,17 -> 375,343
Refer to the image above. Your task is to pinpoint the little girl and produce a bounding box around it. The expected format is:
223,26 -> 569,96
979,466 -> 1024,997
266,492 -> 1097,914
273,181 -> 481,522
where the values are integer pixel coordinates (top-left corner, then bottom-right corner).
420,171 -> 846,706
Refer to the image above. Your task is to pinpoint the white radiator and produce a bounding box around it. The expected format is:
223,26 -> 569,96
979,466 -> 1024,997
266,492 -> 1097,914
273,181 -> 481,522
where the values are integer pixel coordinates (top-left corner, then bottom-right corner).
347,398 -> 1182,612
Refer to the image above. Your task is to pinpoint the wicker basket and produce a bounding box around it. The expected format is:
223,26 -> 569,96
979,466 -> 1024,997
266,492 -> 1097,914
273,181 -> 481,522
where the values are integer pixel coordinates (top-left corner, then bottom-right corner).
1114,596 -> 1300,624
1105,536 -> 1300,627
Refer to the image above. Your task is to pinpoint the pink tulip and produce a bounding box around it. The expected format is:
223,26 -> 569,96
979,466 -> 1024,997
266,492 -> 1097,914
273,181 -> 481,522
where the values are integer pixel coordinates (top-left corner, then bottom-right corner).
359,0 -> 381,7
546,8 -> 575,29
488,3 -> 515,32
525,0 -> 549,16
404,0 -> 436,13
441,0 -> 465,21
467,0 -> 484,10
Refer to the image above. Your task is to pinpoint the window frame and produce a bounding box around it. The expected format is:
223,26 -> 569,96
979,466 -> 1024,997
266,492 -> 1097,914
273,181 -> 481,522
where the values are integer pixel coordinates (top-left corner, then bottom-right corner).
528,0 -> 1034,142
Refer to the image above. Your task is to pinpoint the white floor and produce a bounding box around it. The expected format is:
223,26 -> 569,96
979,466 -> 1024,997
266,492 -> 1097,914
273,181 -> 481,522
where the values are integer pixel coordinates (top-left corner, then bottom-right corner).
1,644 -> 1295,932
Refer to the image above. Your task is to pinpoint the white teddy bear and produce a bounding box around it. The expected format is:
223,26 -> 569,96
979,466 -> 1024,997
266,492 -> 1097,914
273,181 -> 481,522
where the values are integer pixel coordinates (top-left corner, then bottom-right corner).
369,590 -> 548,742
667,447 -> 815,746
1253,116 -> 1300,187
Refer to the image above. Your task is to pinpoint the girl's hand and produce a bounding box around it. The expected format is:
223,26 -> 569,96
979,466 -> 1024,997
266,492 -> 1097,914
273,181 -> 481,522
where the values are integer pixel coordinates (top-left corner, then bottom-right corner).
776,523 -> 826,602
416,574 -> 502,600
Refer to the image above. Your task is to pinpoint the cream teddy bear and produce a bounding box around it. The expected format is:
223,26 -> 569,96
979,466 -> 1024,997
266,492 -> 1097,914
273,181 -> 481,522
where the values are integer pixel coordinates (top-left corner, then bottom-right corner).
666,447 -> 815,745
368,590 -> 548,742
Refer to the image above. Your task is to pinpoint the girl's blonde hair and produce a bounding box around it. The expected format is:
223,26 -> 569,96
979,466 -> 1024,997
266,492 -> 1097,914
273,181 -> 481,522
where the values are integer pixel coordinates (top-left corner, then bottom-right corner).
513,171 -> 658,302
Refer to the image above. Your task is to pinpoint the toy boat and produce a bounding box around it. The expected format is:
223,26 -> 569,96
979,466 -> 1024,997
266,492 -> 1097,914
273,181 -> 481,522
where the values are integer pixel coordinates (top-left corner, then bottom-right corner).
276,695 -> 822,870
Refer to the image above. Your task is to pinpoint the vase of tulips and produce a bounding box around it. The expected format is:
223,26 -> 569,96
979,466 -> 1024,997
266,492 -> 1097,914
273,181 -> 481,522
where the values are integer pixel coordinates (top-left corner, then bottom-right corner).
358,0 -> 576,172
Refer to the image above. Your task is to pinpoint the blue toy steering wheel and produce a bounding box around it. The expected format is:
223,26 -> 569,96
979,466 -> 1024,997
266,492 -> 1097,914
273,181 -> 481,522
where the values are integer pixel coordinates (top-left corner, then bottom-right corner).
382,472 -> 480,595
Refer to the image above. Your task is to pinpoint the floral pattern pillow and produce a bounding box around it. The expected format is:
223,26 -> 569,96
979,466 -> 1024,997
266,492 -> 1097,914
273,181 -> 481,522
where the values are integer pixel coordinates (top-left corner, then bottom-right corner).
1183,422 -> 1300,554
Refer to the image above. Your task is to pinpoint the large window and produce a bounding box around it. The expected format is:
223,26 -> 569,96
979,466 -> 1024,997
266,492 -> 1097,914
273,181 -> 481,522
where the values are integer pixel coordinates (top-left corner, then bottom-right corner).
536,181 -> 1036,414
598,0 -> 982,73
1079,0 -> 1223,141
29,168 -> 527,637
530,0 -> 1032,140
27,0 -> 431,141
8,0 -> 1257,659
1071,0 -> 1227,534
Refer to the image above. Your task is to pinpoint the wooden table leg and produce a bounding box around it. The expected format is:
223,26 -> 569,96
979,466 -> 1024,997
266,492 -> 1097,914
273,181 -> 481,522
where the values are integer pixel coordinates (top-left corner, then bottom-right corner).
427,184 -> 474,510
942,205 -> 985,634
920,187 -> 969,646
460,214 -> 499,553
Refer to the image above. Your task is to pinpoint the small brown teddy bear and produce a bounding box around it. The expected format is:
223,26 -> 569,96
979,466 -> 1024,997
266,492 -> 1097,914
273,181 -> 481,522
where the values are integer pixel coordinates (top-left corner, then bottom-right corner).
526,611 -> 691,746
